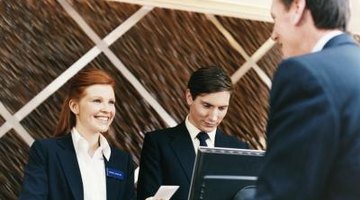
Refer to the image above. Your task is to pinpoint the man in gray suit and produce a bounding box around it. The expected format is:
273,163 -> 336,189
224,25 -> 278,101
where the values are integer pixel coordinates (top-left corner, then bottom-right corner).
137,66 -> 248,200
255,0 -> 360,199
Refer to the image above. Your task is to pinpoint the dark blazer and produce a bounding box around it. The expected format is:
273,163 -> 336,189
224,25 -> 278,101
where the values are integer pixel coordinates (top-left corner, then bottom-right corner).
256,34 -> 360,200
19,134 -> 135,200
137,122 -> 248,200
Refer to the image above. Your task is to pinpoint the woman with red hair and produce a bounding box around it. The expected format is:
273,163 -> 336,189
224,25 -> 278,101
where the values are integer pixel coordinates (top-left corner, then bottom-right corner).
20,68 -> 135,200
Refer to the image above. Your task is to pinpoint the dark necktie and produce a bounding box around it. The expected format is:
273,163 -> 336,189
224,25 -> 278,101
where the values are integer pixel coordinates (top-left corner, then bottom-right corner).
196,132 -> 209,147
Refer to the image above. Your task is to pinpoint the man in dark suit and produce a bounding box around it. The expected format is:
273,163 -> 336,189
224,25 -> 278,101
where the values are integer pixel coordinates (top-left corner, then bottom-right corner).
137,66 -> 248,200
255,0 -> 360,199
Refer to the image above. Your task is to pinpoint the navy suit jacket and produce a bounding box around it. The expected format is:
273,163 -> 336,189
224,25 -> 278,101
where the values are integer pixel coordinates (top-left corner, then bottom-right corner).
256,34 -> 360,200
137,122 -> 248,200
19,134 -> 135,200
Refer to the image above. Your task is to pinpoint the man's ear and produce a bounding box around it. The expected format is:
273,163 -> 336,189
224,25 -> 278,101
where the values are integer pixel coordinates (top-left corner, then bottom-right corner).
185,89 -> 193,106
69,99 -> 79,115
291,0 -> 306,25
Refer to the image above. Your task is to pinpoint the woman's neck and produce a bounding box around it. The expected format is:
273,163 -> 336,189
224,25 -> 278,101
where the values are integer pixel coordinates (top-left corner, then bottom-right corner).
75,126 -> 100,156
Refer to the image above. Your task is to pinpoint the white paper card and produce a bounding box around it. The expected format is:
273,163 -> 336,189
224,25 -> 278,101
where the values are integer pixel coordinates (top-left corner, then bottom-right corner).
153,185 -> 179,200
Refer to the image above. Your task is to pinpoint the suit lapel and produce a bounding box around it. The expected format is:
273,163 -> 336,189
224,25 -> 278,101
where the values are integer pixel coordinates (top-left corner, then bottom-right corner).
105,151 -> 121,200
214,129 -> 229,147
171,122 -> 196,182
56,134 -> 83,200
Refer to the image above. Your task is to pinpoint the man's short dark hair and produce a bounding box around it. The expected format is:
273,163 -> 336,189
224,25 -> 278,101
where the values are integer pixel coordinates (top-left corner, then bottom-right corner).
187,66 -> 233,100
281,0 -> 350,31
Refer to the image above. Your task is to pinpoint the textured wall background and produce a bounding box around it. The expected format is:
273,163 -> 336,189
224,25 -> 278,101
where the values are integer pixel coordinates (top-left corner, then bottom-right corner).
0,0 -> 359,199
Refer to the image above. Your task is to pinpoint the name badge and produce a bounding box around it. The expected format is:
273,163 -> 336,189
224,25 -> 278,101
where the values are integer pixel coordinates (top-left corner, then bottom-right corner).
106,167 -> 125,180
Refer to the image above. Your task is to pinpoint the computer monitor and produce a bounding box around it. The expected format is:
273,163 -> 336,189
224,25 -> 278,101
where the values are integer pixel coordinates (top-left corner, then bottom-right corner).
188,147 -> 264,200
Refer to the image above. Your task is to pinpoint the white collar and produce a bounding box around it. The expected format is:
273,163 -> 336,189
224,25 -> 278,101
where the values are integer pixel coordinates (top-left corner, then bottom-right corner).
312,30 -> 343,52
185,115 -> 216,142
71,127 -> 111,161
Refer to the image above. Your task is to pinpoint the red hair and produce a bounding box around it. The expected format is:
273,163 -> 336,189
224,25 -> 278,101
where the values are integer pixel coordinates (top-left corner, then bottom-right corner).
54,68 -> 115,137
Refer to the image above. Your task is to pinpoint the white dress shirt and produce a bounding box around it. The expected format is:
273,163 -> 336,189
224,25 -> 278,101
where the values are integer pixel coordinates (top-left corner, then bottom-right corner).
312,30 -> 343,52
185,116 -> 216,154
71,128 -> 111,200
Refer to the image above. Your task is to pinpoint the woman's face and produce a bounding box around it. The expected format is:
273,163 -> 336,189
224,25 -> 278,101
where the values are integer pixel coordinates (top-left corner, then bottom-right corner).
70,84 -> 116,135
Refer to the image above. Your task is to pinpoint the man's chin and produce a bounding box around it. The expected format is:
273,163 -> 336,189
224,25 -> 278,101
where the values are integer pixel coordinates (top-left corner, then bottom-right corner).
201,126 -> 216,133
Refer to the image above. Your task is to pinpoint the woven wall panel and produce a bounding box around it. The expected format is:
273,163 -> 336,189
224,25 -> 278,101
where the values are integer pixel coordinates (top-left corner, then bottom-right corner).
0,115 -> 5,126
220,69 -> 270,149
20,94 -> 61,139
216,17 -> 274,55
70,0 -> 140,38
110,8 -> 250,125
258,45 -> 282,79
0,0 -> 94,114
0,130 -> 29,200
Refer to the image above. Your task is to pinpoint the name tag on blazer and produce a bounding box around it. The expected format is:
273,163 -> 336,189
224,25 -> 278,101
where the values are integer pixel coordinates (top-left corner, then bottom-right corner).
106,167 -> 125,180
